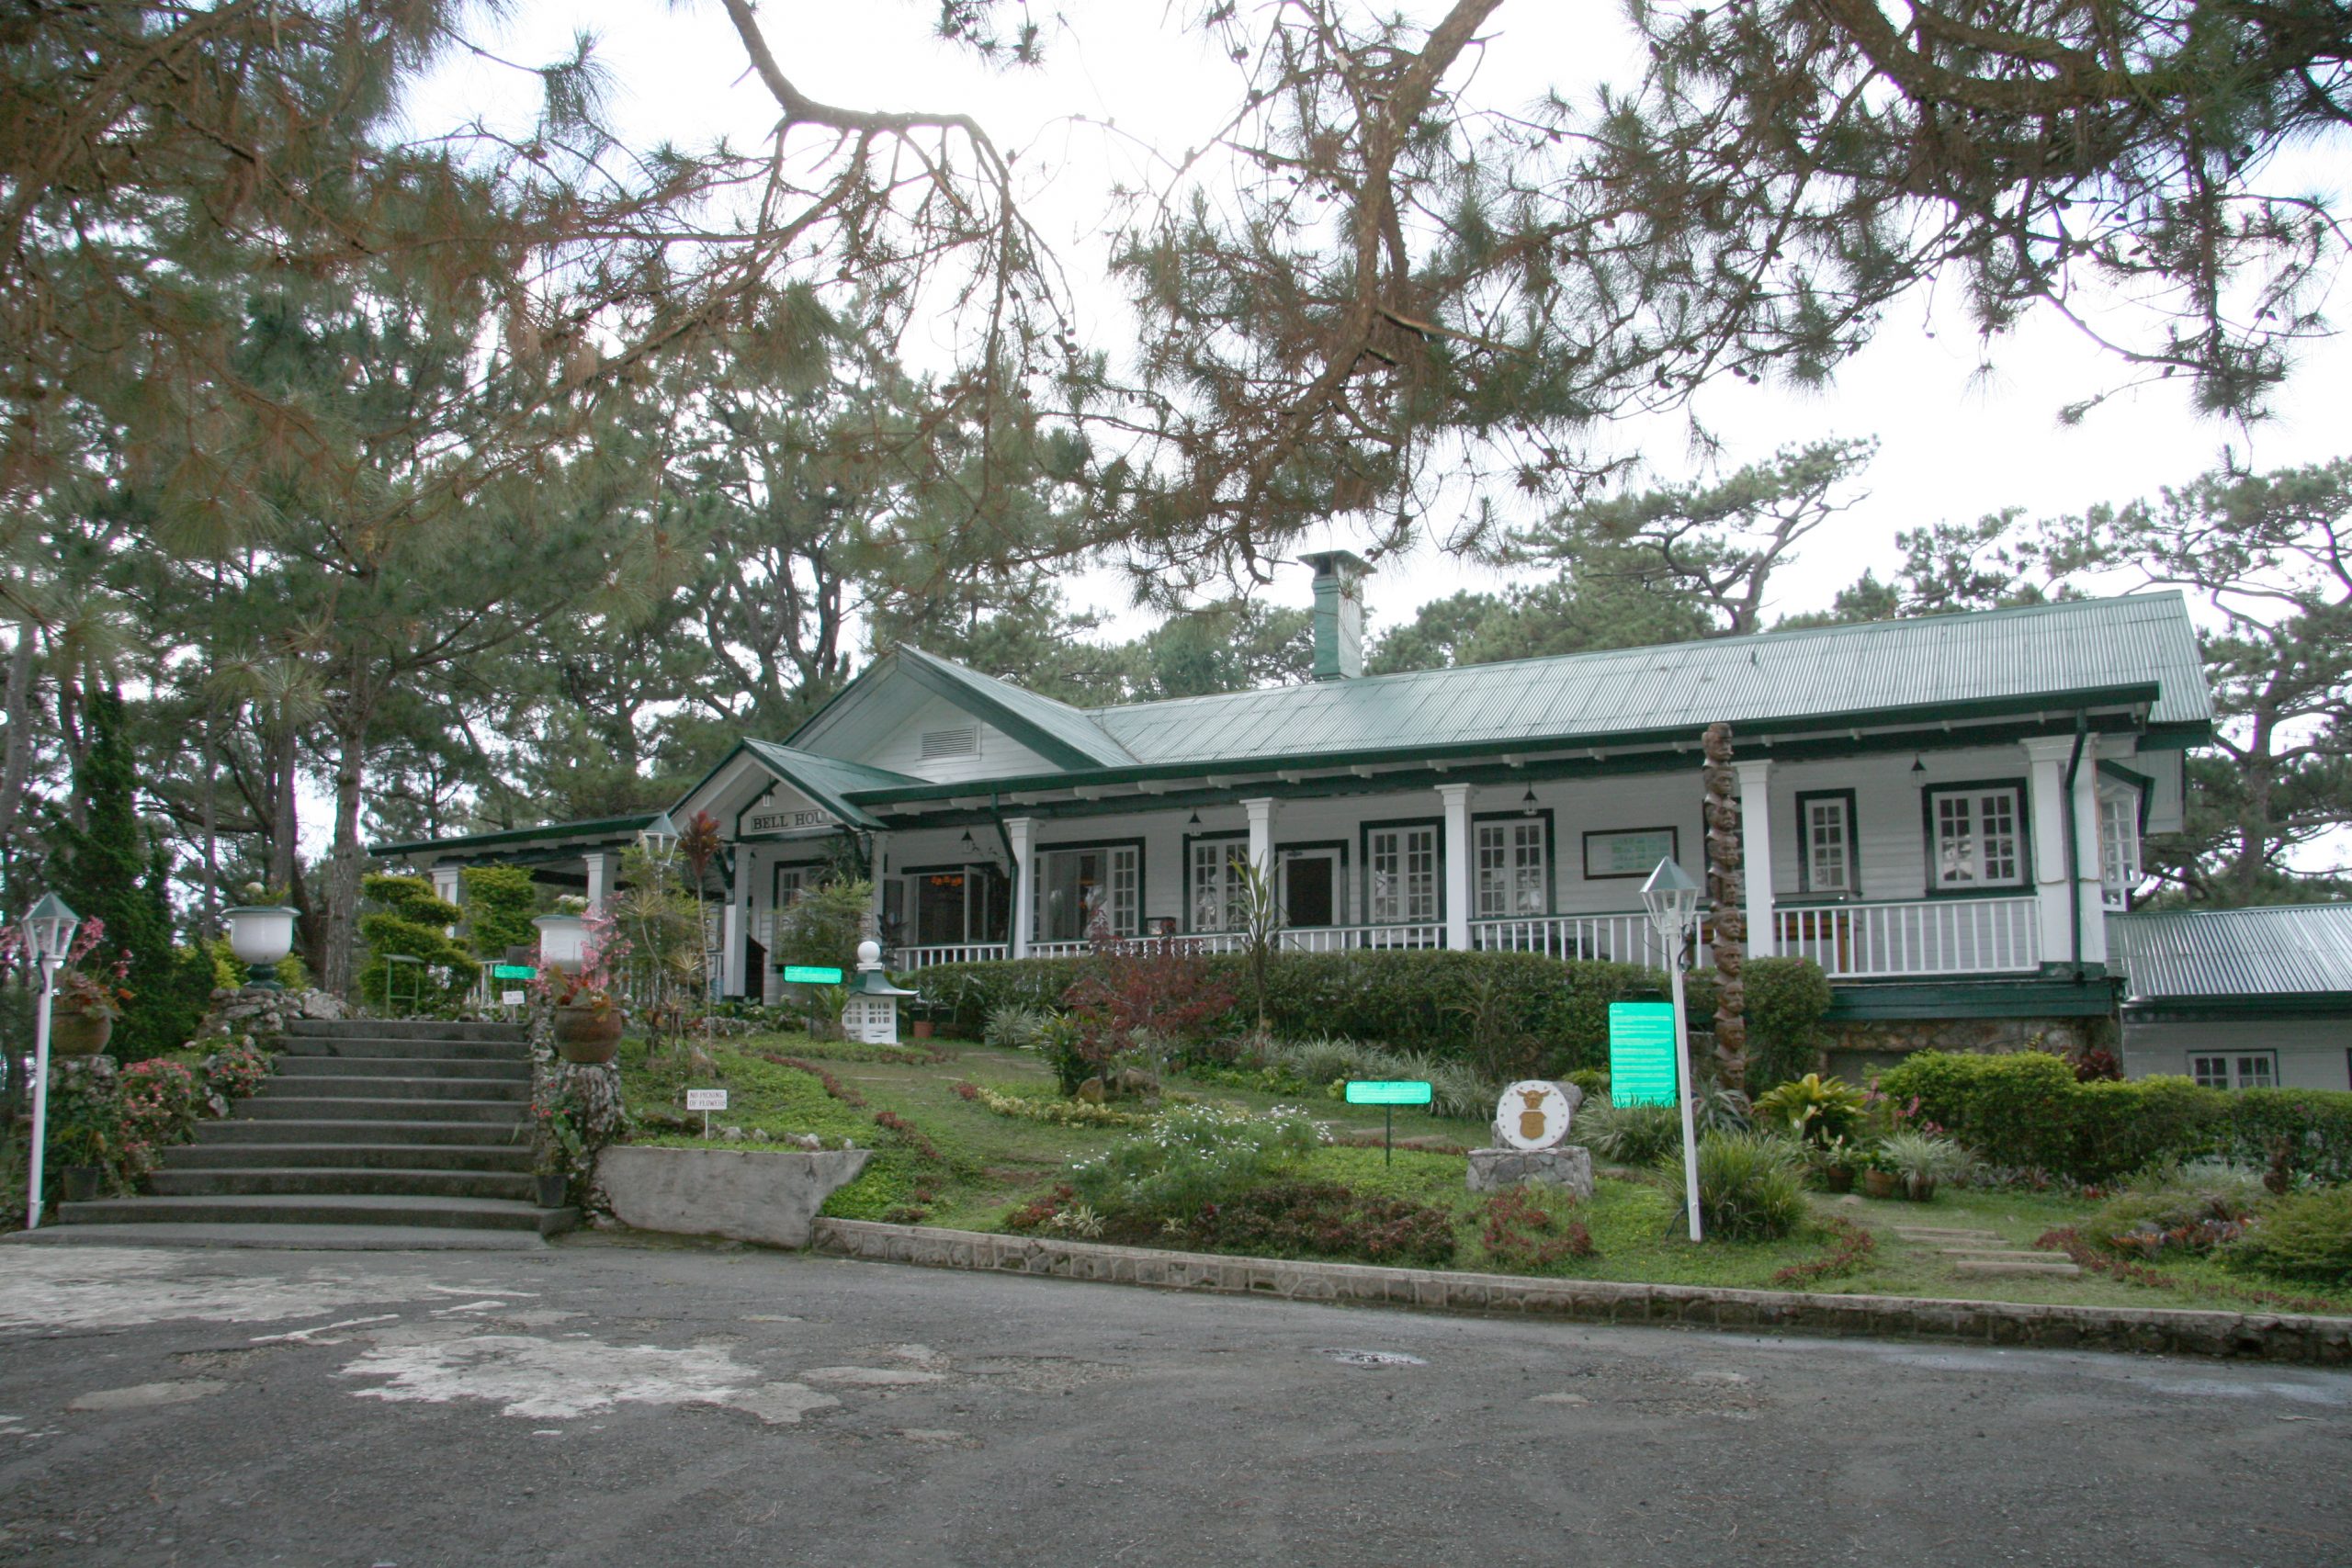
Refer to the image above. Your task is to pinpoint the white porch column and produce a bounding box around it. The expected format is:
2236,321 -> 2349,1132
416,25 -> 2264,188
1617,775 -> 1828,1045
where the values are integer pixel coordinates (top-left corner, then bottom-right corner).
429,865 -> 462,939
722,861 -> 747,997
866,832 -> 889,942
1438,783 -> 1472,950
1242,797 -> 1278,877
1735,761 -> 1775,959
2023,736 -> 2102,969
582,852 -> 614,917
1007,817 -> 1035,958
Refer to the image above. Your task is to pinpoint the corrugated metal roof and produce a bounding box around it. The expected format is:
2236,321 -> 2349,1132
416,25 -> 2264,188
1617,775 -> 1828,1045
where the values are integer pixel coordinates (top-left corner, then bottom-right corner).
1086,592 -> 2209,767
2110,904 -> 2352,1001
739,741 -> 917,829
895,646 -> 1136,768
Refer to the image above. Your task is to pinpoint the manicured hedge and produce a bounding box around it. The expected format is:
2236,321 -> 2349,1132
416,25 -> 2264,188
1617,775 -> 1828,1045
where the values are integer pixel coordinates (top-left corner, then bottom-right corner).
1875,1050 -> 2352,1182
897,949 -> 1832,1078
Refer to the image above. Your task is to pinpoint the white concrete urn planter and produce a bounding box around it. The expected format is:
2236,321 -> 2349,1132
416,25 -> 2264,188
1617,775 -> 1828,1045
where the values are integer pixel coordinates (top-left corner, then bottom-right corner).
596,1145 -> 872,1248
533,914 -> 587,973
223,905 -> 300,990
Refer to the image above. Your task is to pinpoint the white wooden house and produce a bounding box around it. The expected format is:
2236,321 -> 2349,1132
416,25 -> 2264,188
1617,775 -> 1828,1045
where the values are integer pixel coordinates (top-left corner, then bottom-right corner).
379,558 -> 2213,1051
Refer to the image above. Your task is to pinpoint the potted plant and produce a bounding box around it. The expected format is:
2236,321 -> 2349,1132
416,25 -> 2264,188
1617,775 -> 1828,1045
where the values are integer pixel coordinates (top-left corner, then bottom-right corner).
1814,1134 -> 1861,1194
546,914 -> 628,1065
1858,1149 -> 1902,1201
1879,1130 -> 1975,1201
51,932 -> 131,1058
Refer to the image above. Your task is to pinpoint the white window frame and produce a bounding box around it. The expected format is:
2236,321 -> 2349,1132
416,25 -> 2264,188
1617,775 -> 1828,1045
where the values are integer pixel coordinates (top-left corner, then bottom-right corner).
1367,824 -> 1440,925
1474,818 -> 1548,919
1187,836 -> 1250,933
2098,782 -> 2143,911
2190,1051 -> 2278,1091
1927,783 -> 2027,891
1797,791 -> 1858,896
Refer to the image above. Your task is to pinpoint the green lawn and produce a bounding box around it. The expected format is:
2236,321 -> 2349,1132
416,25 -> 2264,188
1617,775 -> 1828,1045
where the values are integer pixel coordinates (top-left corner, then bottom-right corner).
609,1030 -> 2352,1316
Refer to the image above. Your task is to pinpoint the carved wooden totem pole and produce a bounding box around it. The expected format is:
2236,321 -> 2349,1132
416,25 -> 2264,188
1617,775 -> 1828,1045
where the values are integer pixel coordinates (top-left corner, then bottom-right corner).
1701,722 -> 1747,1097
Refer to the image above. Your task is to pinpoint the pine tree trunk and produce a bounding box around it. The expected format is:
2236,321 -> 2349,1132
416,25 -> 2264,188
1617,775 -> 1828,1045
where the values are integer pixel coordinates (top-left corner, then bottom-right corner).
198,704 -> 220,942
0,626 -> 37,869
268,716 -> 300,897
1701,722 -> 1747,1098
321,716 -> 369,998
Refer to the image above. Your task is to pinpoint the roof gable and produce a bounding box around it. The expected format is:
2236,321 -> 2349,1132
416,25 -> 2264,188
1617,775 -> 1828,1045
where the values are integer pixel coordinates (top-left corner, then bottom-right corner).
787,646 -> 1133,773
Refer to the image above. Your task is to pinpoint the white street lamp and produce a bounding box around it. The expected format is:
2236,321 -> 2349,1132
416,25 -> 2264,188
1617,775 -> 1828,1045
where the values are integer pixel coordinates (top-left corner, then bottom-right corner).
223,904 -> 300,990
21,891 -> 80,1231
1641,858 -> 1706,1243
639,811 -> 681,870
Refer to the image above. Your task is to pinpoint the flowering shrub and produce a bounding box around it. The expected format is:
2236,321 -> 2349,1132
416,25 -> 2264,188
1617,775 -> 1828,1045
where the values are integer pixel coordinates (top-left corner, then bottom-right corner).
1478,1187 -> 1596,1271
1067,1102 -> 1325,1219
961,1082 -> 1159,1129
202,1042 -> 272,1106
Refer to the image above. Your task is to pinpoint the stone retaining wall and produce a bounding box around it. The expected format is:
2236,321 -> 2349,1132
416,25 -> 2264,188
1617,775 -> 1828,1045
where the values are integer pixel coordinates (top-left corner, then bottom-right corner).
811,1218 -> 2352,1366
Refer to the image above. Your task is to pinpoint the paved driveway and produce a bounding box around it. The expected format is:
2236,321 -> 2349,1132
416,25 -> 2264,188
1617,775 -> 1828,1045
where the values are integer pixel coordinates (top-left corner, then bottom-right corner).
1,1235 -> 2347,1566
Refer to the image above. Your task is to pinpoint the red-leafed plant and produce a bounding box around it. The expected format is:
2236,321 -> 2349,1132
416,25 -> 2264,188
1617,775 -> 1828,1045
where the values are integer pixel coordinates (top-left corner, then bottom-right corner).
1060,915 -> 1236,1091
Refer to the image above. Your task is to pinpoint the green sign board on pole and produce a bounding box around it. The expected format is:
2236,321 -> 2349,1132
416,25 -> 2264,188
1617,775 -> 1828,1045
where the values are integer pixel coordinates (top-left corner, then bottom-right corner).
490,964 -> 537,980
1343,1080 -> 1433,1106
1608,1001 -> 1680,1106
781,965 -> 844,986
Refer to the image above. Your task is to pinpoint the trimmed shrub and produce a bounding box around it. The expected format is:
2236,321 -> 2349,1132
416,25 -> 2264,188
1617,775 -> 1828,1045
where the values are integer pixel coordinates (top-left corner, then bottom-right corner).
460,865 -> 540,960
1743,956 -> 1834,1090
909,950 -> 1711,1072
2082,1177 -> 2261,1260
2225,1188 -> 2352,1285
356,874 -> 480,1009
1878,1051 -> 2352,1183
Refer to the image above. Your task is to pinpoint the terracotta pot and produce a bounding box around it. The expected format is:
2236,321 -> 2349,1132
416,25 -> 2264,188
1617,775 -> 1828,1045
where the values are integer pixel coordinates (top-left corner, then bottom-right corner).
49,999 -> 114,1058
1821,1165 -> 1856,1194
910,1019 -> 936,1040
552,1004 -> 624,1065
1860,1168 -> 1900,1201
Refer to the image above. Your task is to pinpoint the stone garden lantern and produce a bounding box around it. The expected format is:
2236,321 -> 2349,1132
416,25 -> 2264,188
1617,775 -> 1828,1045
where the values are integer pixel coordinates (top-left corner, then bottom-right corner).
841,940 -> 918,1045
223,904 -> 300,990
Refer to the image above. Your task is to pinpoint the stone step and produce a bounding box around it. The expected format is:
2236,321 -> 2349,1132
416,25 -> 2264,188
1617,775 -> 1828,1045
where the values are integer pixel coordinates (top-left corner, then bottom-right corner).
1952,1258 -> 2083,1279
3,1223 -> 552,1252
282,1019 -> 528,1043
167,1141 -> 534,1172
56,1193 -> 573,1235
147,1167 -> 537,1202
275,1054 -> 532,1083
198,1118 -> 525,1147
1894,1226 -> 2004,1240
1939,1248 -> 2053,1262
233,1095 -> 530,1124
247,1075 -> 530,1105
277,1036 -> 531,1063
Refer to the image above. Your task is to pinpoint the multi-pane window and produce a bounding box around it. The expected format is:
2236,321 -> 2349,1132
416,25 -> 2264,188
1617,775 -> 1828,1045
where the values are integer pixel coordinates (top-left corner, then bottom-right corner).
2191,1053 -> 2277,1090
1800,794 -> 1855,894
1188,838 -> 1250,932
1035,845 -> 1139,942
1475,820 -> 1547,918
1928,785 -> 2025,889
1368,825 -> 1439,924
2098,785 -> 2143,911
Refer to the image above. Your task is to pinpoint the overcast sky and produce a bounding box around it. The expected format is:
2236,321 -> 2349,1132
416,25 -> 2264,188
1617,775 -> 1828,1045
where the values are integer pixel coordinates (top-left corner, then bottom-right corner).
421,0 -> 2352,638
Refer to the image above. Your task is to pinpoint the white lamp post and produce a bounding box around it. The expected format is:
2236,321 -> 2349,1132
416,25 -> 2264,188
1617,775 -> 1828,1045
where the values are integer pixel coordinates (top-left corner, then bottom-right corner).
1642,857 -> 1705,1243
223,904 -> 300,990
21,892 -> 80,1231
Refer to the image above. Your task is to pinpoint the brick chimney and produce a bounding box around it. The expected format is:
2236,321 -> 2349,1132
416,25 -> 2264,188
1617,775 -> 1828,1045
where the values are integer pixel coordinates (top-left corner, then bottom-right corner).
1300,550 -> 1372,681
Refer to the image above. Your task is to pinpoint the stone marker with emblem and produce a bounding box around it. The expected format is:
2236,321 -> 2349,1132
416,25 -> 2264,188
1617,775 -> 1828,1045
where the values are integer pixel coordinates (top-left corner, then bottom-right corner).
1465,1079 -> 1594,1198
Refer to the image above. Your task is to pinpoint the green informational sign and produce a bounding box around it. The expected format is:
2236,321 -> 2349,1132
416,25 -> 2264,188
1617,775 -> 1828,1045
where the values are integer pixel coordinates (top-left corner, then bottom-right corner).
1608,1001 -> 1681,1106
1344,1079 -> 1434,1107
491,964 -> 537,980
781,964 -> 844,985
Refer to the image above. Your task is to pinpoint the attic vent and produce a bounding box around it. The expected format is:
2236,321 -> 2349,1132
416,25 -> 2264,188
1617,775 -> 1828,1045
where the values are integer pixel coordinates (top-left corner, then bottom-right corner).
921,725 -> 979,761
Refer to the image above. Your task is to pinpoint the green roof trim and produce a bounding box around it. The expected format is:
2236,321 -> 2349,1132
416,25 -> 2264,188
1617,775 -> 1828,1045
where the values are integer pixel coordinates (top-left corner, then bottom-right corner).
890,647 -> 1133,770
371,814 -> 656,860
736,740 -> 912,831
1824,975 -> 2119,1021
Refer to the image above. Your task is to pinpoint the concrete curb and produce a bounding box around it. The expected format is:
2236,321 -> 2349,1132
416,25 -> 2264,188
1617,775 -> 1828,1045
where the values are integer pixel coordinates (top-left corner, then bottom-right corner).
811,1218 -> 2352,1366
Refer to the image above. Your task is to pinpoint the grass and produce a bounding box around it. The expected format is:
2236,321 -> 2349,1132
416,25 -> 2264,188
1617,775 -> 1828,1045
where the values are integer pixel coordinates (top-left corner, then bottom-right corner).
607,1030 -> 2352,1315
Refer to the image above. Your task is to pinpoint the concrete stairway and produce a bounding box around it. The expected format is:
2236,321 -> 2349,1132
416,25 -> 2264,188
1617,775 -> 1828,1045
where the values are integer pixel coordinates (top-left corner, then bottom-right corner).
57,1018 -> 575,1237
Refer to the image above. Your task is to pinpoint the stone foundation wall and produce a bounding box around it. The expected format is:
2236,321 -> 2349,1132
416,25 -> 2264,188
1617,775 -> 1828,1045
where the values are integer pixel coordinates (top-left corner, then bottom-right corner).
1824,1015 -> 2109,1075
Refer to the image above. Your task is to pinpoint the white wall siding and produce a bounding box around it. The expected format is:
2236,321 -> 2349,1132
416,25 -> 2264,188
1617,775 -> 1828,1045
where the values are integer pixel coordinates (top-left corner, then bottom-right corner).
2121,1017 -> 2352,1090
856,694 -> 1057,784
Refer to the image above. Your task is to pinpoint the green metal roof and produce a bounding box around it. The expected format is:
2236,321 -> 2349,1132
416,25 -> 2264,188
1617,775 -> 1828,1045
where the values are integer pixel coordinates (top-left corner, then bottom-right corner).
1080,593 -> 2208,770
736,740 -> 915,830
2110,904 -> 2352,1003
890,646 -> 1136,769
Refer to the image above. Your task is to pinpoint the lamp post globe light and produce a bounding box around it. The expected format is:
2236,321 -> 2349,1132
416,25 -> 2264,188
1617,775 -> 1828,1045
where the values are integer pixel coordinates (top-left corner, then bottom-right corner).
223,904 -> 300,990
1641,858 -> 1706,1243
639,811 -> 681,870
21,891 -> 80,1232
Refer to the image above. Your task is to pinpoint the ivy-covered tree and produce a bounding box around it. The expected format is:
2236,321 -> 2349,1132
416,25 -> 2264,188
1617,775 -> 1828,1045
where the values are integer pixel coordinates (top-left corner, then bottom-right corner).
44,691 -> 181,1054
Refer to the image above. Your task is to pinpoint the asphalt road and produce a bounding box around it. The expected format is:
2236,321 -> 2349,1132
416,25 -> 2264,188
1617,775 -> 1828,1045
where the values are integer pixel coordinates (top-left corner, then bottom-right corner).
1,1235 -> 2347,1567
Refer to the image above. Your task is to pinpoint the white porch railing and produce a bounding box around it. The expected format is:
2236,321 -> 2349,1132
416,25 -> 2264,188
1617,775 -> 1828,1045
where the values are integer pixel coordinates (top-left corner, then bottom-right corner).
1774,896 -> 2040,978
894,942 -> 1011,970
1471,912 -> 1686,969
